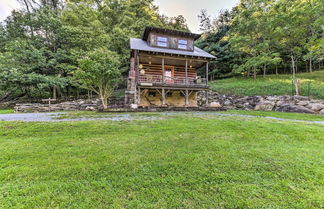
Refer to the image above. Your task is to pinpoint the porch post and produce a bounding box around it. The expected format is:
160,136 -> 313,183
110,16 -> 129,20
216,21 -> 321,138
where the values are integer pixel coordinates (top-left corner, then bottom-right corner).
162,88 -> 166,105
135,50 -> 139,83
185,89 -> 189,106
185,59 -> 188,85
138,87 -> 141,105
162,58 -> 165,84
206,61 -> 209,85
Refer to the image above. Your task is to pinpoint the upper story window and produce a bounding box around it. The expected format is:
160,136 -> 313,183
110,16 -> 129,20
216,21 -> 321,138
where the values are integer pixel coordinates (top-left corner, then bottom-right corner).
178,39 -> 188,50
157,36 -> 168,47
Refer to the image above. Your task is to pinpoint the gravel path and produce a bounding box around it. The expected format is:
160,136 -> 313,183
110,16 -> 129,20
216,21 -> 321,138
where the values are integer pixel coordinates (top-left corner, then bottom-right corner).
0,112 -> 323,125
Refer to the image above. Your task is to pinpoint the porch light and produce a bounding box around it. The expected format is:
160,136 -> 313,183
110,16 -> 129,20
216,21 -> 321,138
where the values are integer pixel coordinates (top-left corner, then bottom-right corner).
139,64 -> 143,69
190,65 -> 192,68
140,69 -> 145,75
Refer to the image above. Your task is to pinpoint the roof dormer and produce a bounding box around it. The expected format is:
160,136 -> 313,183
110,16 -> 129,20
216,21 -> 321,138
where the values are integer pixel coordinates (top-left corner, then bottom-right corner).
142,27 -> 201,52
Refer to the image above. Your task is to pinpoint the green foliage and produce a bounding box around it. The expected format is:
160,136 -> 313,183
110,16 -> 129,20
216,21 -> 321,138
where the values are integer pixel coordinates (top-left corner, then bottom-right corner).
209,71 -> 324,99
198,0 -> 324,79
77,48 -> 121,108
0,113 -> 323,208
0,0 -> 189,100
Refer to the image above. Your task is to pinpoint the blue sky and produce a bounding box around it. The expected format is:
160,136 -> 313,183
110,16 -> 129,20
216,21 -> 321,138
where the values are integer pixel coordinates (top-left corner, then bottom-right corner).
0,0 -> 239,33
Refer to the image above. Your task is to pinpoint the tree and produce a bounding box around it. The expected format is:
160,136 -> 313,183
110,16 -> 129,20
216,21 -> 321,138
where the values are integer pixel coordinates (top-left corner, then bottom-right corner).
77,48 -> 121,109
198,9 -> 211,33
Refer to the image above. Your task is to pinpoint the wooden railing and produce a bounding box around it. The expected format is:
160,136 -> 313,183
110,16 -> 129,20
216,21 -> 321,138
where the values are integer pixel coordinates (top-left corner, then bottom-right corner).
138,74 -> 207,86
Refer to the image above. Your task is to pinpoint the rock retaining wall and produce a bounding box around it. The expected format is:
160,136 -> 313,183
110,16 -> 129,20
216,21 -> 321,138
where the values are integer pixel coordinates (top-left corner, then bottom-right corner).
15,99 -> 103,112
198,91 -> 324,115
12,92 -> 324,115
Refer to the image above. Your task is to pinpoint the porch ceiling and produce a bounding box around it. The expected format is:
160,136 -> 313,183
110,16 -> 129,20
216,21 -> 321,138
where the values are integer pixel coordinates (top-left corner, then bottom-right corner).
139,55 -> 205,68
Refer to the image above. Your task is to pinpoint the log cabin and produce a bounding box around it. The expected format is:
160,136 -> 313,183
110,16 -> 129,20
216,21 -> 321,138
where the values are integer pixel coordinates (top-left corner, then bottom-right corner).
125,27 -> 216,107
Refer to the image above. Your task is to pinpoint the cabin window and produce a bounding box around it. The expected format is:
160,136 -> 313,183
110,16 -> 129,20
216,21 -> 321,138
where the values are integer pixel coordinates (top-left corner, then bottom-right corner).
157,36 -> 168,47
178,39 -> 188,49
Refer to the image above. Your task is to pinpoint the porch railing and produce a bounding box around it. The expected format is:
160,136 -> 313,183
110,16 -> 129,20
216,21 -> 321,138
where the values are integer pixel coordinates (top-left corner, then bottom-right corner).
138,74 -> 207,86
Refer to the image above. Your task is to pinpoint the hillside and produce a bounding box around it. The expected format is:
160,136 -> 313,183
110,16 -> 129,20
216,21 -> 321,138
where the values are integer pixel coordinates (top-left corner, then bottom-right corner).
209,71 -> 324,99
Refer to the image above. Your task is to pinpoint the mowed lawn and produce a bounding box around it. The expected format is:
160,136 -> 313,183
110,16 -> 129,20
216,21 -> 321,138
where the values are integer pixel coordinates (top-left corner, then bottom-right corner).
209,71 -> 324,99
0,113 -> 324,208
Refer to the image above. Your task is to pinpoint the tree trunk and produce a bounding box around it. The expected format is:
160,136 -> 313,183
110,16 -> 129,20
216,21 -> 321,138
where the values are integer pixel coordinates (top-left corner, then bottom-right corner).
263,64 -> 266,78
253,66 -> 256,80
100,95 -> 108,109
247,68 -> 250,77
275,65 -> 278,75
291,55 -> 299,96
53,86 -> 57,99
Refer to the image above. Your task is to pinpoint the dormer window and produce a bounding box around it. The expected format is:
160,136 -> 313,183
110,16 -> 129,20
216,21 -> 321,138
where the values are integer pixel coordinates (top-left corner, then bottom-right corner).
178,39 -> 188,50
157,36 -> 168,47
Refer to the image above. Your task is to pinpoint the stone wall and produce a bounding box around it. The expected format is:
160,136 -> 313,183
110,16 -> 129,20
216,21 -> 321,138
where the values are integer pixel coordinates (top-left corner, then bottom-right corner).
198,91 -> 324,115
15,99 -> 103,112
12,91 -> 324,115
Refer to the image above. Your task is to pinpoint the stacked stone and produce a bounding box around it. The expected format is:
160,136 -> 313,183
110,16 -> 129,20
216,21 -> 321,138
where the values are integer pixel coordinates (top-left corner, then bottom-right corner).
198,91 -> 324,115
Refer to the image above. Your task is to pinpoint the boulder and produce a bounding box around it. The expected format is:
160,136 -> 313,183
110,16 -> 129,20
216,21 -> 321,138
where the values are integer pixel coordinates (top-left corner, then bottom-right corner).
297,101 -> 309,106
255,102 -> 275,111
224,100 -> 232,106
307,103 -> 324,112
320,109 -> 324,115
130,104 -> 138,109
276,104 -> 315,114
209,102 -> 222,108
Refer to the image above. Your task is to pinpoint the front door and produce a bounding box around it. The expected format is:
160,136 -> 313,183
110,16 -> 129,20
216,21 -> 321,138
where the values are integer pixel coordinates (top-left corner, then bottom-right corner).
164,66 -> 174,84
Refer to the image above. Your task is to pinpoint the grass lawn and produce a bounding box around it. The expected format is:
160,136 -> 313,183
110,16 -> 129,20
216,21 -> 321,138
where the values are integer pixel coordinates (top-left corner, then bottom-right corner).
0,112 -> 323,208
209,70 -> 324,99
0,109 -> 14,114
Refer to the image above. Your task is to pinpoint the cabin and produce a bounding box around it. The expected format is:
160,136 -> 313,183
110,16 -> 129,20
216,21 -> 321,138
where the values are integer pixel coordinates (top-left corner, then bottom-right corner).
125,27 -> 216,107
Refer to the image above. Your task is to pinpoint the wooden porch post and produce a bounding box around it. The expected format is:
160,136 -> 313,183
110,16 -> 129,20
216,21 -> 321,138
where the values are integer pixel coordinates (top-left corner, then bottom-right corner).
162,88 -> 166,105
162,58 -> 165,84
206,61 -> 209,85
138,87 -> 141,105
185,89 -> 189,106
185,59 -> 188,85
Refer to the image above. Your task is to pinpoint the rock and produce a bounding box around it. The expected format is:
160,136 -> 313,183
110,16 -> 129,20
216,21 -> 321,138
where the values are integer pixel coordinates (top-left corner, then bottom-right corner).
320,109 -> 324,115
255,102 -> 275,111
85,106 -> 96,111
276,104 -> 315,114
209,102 -> 222,108
293,95 -> 309,101
224,100 -> 232,106
297,101 -> 309,106
130,104 -> 138,109
266,96 -> 279,101
307,103 -> 324,112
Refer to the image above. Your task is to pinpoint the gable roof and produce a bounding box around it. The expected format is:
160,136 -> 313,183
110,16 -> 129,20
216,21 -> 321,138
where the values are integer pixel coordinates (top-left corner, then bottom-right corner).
142,27 -> 201,41
130,38 -> 216,59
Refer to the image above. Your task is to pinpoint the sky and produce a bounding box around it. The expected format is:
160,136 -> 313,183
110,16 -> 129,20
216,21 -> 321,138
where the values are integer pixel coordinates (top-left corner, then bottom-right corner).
0,0 -> 239,33
155,0 -> 239,33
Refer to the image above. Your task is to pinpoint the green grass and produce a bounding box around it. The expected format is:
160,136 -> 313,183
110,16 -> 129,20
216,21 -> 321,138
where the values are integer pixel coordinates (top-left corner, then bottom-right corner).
223,110 -> 324,121
0,109 -> 14,114
0,113 -> 323,208
210,71 -> 324,99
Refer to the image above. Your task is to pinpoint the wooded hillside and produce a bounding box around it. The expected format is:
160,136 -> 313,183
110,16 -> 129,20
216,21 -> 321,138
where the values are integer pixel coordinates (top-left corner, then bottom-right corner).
0,0 -> 323,101
196,0 -> 323,79
0,0 -> 188,101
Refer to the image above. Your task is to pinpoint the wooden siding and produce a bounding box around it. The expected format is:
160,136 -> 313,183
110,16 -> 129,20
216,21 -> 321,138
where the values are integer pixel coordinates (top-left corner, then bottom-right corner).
148,32 -> 194,51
